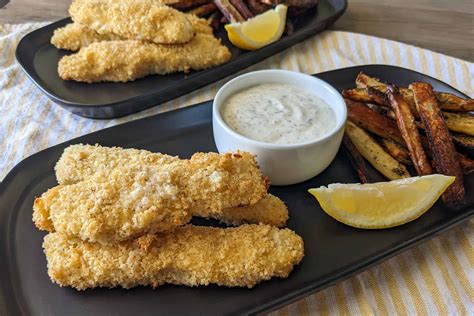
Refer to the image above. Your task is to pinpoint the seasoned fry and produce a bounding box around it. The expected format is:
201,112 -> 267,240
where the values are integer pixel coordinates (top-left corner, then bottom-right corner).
58,34 -> 231,83
459,154 -> 474,175
342,87 -> 387,107
345,121 -> 410,180
229,0 -> 254,19
443,112 -> 474,136
381,138 -> 412,165
214,0 -> 245,22
43,225 -> 305,290
208,10 -> 223,29
411,82 -> 465,208
386,85 -> 432,175
452,133 -> 474,150
200,194 -> 288,227
342,134 -> 372,183
247,0 -> 271,14
52,16 -> 213,51
69,0 -> 195,44
356,72 -> 474,112
161,0 -> 211,9
188,2 -> 217,16
345,98 -> 405,145
33,164 -> 192,243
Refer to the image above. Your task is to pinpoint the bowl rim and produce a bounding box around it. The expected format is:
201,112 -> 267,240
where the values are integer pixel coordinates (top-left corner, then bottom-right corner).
213,69 -> 347,150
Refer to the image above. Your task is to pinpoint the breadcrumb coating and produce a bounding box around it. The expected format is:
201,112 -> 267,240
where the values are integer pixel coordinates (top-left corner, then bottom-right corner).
55,144 -> 179,185
198,194 -> 288,227
51,16 -> 212,51
36,147 -> 269,242
69,0 -> 195,44
58,34 -> 231,83
34,164 -> 191,244
43,225 -> 304,290
55,144 -> 271,224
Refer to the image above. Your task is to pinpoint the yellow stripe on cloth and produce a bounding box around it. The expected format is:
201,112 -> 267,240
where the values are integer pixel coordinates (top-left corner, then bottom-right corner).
1,23 -> 473,315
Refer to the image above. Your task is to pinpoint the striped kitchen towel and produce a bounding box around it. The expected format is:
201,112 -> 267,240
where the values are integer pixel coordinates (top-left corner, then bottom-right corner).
1,22 -> 473,315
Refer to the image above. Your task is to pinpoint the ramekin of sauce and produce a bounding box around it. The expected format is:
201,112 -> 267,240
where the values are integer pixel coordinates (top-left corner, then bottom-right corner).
213,70 -> 347,186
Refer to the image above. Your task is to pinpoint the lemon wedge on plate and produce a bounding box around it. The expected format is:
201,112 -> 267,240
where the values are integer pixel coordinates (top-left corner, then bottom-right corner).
225,4 -> 288,50
308,174 -> 455,229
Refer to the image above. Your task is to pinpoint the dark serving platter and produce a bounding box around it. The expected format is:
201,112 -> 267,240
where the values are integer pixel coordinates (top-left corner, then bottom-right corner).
1,65 -> 472,315
15,0 -> 346,119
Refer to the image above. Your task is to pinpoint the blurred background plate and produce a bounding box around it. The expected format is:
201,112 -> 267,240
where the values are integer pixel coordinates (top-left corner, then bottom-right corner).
15,0 -> 347,119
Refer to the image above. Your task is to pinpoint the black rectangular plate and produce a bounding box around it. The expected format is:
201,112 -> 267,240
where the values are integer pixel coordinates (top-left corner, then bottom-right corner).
15,0 -> 346,119
0,65 -> 472,316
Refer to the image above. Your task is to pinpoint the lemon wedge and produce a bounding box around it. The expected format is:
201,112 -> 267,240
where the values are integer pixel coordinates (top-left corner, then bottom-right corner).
308,175 -> 455,229
225,4 -> 288,50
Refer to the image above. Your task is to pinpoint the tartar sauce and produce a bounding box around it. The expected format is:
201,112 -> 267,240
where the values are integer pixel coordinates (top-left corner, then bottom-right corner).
221,83 -> 336,144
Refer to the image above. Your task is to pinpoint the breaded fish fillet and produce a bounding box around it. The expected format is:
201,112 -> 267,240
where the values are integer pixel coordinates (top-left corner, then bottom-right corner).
34,164 -> 191,244
35,151 -> 268,243
58,33 -> 231,82
54,144 -> 281,226
51,15 -> 212,51
54,144 -> 179,185
43,225 -> 304,290
198,194 -> 288,227
69,0 -> 195,44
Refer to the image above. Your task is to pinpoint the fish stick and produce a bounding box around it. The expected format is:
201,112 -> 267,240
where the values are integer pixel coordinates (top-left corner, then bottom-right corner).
34,163 -> 192,243
51,15 -> 212,51
56,145 -> 268,213
43,225 -> 304,290
35,150 -> 268,243
58,34 -> 231,83
198,194 -> 288,227
55,144 -> 283,226
69,0 -> 195,44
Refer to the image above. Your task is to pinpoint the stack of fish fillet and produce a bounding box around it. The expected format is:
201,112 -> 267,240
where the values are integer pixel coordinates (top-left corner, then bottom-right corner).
33,144 -> 304,290
52,0 -> 231,83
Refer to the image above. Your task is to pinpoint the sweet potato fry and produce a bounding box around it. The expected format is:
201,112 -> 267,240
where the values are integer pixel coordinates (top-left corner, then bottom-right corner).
452,134 -> 474,150
188,2 -> 217,16
381,138 -> 412,165
230,0 -> 254,19
459,154 -> 474,175
342,87 -> 387,107
411,82 -> 465,208
345,121 -> 410,180
386,85 -> 432,175
356,72 -> 474,112
345,98 -> 405,145
214,0 -> 245,22
342,134 -> 372,183
443,112 -> 474,136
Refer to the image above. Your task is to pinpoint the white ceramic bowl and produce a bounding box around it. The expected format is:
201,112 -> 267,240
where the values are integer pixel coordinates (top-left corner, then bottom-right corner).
212,70 -> 347,185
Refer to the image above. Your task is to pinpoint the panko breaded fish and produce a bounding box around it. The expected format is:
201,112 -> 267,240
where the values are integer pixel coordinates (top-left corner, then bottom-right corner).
58,33 -> 231,83
54,144 -> 283,226
43,225 -> 304,290
35,150 -> 269,243
51,15 -> 213,51
34,164 -> 191,244
69,0 -> 195,44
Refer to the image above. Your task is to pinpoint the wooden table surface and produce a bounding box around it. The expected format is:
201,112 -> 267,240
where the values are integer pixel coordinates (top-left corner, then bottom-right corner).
0,0 -> 472,61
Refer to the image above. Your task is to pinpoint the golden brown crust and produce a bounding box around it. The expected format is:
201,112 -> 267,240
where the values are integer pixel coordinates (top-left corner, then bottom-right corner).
345,98 -> 405,145
34,164 -> 192,244
443,112 -> 474,136
69,0 -> 195,44
356,72 -> 474,112
381,138 -> 412,165
452,133 -> 474,150
386,85 -> 432,175
43,225 -> 305,290
51,16 -> 212,51
58,34 -> 231,83
410,82 -> 465,208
